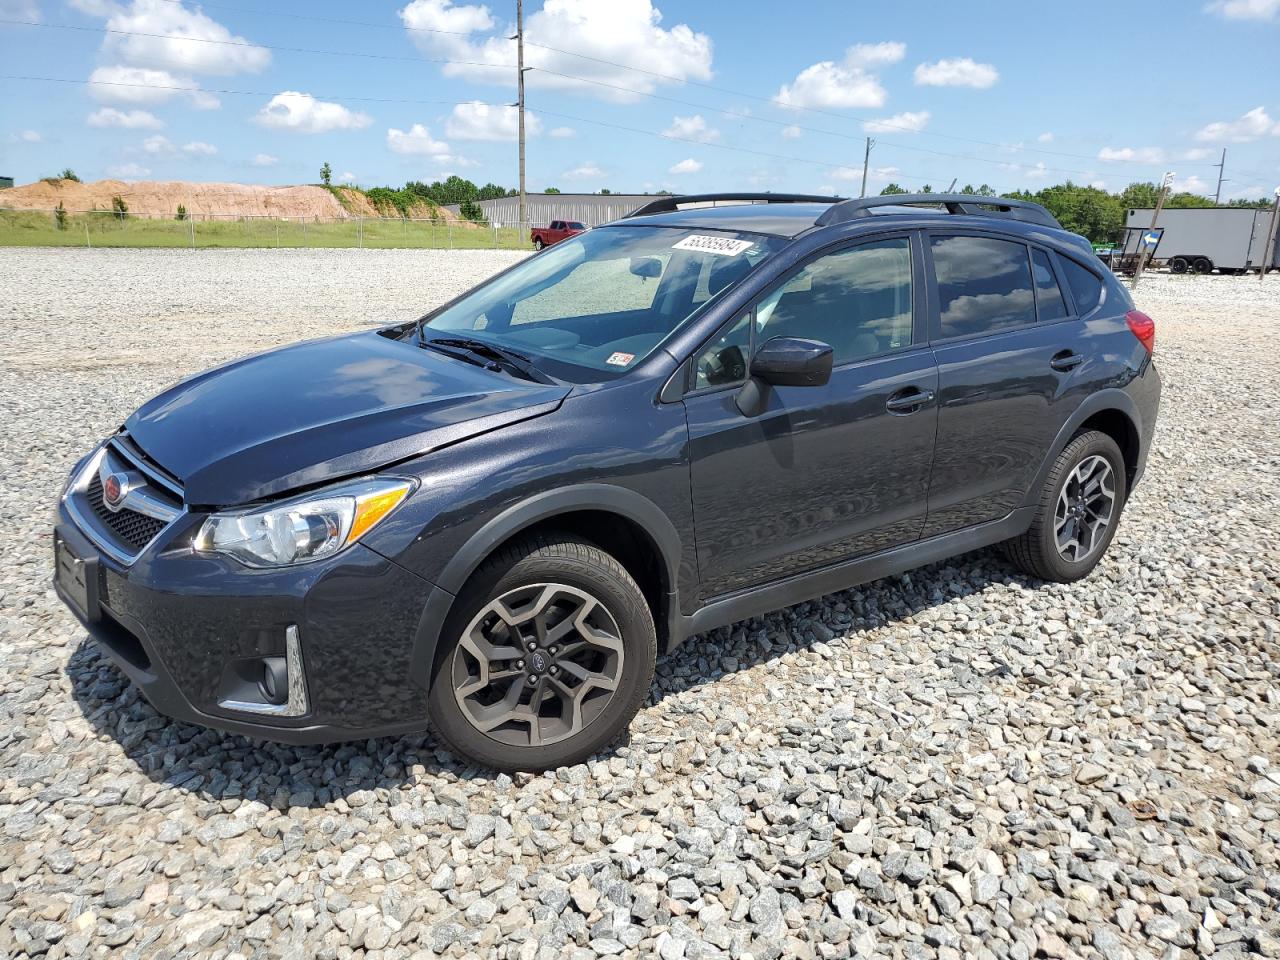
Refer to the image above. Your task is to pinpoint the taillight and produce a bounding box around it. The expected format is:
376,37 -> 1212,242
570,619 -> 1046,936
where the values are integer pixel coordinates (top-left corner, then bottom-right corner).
1126,310 -> 1155,354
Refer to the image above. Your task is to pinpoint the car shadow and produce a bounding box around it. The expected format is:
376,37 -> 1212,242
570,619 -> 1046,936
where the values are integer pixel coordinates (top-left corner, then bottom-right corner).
65,547 -> 1029,807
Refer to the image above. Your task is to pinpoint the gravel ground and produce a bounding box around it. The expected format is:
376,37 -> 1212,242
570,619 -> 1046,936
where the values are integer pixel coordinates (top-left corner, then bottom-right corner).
1,249 -> 1278,960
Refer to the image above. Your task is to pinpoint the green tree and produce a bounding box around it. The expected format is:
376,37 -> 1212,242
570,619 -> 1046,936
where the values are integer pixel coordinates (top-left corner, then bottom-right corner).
599,188 -> 613,195
476,182 -> 508,201
543,187 -> 561,194
111,195 -> 129,220
458,198 -> 486,222
1118,182 -> 1160,210
59,168 -> 81,182
879,183 -> 908,195
320,162 -> 332,187
175,204 -> 188,221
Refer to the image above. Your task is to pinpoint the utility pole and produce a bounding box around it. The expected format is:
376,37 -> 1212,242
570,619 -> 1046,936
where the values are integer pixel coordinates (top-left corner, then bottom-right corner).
515,0 -> 527,232
859,137 -> 874,198
1260,187 -> 1280,283
1132,170 -> 1174,289
1213,148 -> 1228,205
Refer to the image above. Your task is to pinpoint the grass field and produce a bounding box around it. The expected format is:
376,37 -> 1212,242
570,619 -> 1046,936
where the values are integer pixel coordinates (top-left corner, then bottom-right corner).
0,208 -> 534,250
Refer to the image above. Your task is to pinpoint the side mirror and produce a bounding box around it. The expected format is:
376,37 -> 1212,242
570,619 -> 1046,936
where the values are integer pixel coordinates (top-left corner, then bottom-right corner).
750,336 -> 833,387
629,256 -> 663,280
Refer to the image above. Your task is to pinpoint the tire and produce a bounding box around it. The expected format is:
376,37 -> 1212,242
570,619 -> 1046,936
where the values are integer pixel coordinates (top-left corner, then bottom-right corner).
1170,256 -> 1188,274
533,238 -> 544,251
1192,257 -> 1212,274
1003,430 -> 1127,583
427,534 -> 656,771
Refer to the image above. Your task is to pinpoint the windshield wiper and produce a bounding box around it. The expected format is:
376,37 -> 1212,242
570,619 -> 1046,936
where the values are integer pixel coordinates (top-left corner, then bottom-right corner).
422,336 -> 554,384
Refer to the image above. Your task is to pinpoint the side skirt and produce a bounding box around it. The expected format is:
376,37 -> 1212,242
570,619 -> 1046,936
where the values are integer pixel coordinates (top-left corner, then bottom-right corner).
671,506 -> 1035,649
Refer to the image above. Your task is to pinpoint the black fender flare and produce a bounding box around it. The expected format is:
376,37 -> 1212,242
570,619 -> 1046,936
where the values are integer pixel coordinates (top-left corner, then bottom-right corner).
408,483 -> 684,688
1020,389 -> 1143,510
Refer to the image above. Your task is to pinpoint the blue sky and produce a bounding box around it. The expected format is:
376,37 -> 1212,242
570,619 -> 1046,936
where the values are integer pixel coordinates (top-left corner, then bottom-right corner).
2,0 -> 1278,200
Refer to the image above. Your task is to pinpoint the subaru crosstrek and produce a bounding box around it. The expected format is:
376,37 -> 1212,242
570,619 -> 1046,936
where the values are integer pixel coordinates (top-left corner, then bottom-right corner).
54,193 -> 1161,770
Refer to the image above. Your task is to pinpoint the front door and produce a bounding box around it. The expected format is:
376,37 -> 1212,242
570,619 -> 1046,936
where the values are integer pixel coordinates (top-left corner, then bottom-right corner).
683,234 -> 940,599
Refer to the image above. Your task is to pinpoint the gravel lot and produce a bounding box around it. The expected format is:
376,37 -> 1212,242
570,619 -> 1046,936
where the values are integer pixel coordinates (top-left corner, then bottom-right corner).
1,249 -> 1278,960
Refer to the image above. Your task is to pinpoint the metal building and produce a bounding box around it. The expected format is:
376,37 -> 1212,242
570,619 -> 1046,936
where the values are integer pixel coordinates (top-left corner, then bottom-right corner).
0,176 -> 14,190
444,193 -> 653,228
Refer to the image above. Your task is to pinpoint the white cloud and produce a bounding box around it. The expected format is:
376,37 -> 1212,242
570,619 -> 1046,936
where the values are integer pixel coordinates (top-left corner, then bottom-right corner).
338,171 -> 357,183
774,43 -> 898,110
844,41 -> 906,67
87,107 -> 164,129
830,164 -> 899,183
400,0 -> 713,102
68,0 -> 118,14
1180,147 -> 1215,161
1037,131 -> 1054,143
106,162 -> 150,178
386,123 -> 451,157
669,158 -> 702,174
1098,146 -> 1166,163
1171,174 -> 1210,194
18,129 -> 43,142
863,110 -> 931,134
253,92 -> 372,133
1205,0 -> 1279,18
1089,179 -> 1108,190
87,65 -> 219,109
444,101 -> 541,141
563,161 -> 606,180
1023,162 -> 1050,182
548,126 -> 576,138
250,153 -> 278,167
780,125 -> 802,139
661,114 -> 720,143
914,57 -> 998,89
77,0 -> 271,76
1194,106 -> 1280,143
138,134 -> 217,157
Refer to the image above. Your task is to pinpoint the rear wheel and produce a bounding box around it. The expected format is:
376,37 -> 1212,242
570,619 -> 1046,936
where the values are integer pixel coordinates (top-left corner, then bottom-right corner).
1003,430 -> 1127,583
1170,256 -> 1188,274
533,237 -> 545,251
1192,257 -> 1212,274
427,535 -> 656,771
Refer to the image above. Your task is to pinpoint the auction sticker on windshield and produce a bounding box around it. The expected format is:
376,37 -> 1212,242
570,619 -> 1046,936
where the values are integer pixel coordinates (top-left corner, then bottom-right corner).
672,235 -> 755,256
606,351 -> 636,366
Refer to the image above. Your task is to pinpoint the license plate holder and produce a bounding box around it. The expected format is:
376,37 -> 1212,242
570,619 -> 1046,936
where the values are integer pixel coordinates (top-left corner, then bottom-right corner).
54,528 -> 100,624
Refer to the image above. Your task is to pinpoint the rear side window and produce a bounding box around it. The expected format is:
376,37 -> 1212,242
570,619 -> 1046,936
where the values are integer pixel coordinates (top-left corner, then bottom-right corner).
931,235 -> 1035,338
1060,257 -> 1104,315
1031,249 -> 1068,321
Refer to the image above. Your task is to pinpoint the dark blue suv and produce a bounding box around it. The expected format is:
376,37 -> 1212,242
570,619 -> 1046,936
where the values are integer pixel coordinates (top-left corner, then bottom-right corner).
54,193 -> 1160,770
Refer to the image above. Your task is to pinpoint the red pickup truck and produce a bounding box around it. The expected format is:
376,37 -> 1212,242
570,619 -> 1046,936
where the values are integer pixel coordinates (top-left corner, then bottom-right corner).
530,220 -> 585,250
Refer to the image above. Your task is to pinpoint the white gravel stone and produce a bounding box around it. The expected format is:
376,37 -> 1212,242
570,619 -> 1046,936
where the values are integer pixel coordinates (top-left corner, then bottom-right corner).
1,253 -> 1278,958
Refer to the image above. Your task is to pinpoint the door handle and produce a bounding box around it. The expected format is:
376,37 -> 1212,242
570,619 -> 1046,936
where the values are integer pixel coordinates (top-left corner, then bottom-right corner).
1050,350 -> 1084,372
886,388 -> 935,414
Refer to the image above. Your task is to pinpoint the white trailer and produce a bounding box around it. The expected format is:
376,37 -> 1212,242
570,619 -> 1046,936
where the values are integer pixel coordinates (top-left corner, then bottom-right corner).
1124,207 -> 1277,274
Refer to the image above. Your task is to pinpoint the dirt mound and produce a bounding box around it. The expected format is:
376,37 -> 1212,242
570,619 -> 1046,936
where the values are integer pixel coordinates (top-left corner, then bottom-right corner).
0,178 -> 453,221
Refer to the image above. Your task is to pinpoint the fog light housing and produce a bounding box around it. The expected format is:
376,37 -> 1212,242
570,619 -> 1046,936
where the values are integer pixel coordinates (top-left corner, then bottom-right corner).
216,625 -> 309,718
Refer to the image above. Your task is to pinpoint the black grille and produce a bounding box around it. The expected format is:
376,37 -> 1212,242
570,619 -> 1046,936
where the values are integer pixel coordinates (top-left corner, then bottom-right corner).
87,473 -> 167,552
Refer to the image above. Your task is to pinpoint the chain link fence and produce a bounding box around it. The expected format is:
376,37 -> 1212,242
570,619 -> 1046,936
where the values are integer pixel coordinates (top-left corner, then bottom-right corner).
0,208 -> 541,251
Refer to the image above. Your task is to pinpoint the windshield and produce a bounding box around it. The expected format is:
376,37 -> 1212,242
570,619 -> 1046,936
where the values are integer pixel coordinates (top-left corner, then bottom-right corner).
420,225 -> 784,382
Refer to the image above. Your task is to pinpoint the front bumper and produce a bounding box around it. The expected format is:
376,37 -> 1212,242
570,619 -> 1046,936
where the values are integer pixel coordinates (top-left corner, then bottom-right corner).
54,500 -> 444,744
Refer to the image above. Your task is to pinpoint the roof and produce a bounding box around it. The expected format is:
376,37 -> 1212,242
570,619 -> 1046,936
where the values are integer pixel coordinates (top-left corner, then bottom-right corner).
613,202 -> 837,238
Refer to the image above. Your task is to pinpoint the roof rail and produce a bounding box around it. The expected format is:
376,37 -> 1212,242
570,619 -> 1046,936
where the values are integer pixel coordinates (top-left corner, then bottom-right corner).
815,193 -> 1061,229
623,192 -> 843,220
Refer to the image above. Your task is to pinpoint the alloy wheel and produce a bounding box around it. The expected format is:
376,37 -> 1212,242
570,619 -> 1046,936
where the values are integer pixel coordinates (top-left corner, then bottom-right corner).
451,583 -> 625,747
1054,455 -> 1116,563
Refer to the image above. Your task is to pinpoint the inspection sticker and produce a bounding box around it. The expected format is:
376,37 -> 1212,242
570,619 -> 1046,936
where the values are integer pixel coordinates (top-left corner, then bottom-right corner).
606,351 -> 636,366
672,234 -> 755,256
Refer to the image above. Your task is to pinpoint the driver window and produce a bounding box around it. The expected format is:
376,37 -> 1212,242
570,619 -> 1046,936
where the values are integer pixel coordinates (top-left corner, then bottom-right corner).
754,237 -> 913,363
693,311 -> 751,390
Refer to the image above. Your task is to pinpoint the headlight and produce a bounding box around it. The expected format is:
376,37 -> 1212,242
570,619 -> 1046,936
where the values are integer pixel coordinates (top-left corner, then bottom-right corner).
194,477 -> 414,568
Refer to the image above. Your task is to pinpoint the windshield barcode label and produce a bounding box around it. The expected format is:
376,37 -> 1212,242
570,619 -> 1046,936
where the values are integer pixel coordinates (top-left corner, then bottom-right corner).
672,235 -> 755,256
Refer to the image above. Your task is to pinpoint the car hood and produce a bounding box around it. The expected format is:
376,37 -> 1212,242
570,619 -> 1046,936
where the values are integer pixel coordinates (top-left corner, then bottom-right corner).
124,330 -> 570,505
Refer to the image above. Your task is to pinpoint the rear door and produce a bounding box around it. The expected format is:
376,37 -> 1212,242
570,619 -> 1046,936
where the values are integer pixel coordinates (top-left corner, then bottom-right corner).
921,231 -> 1096,536
683,233 -> 940,598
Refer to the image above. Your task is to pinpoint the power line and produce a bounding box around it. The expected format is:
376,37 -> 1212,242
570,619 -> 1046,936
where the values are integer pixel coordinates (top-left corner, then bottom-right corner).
3,17 -> 1185,183
33,6 -> 1222,171
0,74 -> 941,187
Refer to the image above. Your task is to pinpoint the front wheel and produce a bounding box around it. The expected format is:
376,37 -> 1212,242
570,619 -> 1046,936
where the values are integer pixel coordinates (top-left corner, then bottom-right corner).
1003,430 -> 1127,582
533,237 -> 544,251
427,535 -> 656,771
